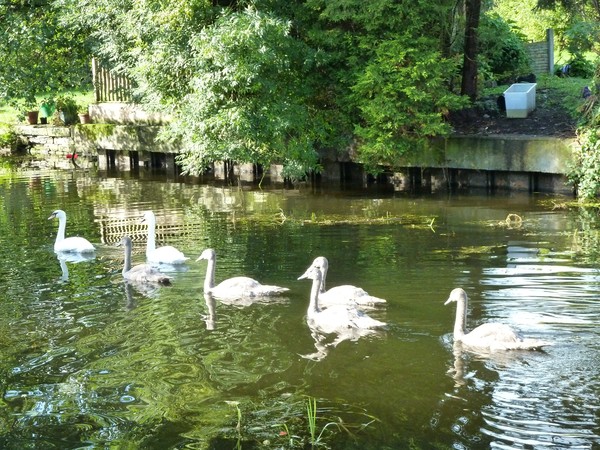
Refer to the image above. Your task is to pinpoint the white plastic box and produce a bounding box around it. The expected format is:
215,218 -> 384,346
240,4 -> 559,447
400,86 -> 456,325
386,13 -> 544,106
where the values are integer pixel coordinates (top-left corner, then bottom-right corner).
504,83 -> 536,118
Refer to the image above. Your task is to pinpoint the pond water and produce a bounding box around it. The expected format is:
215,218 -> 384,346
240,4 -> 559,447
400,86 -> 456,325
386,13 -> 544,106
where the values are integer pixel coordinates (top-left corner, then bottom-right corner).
0,168 -> 599,449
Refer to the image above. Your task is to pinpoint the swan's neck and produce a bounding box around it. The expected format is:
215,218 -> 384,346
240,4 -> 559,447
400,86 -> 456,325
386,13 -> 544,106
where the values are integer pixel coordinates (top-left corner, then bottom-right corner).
145,217 -> 156,254
319,266 -> 327,293
123,243 -> 132,275
204,256 -> 216,291
308,275 -> 322,314
453,296 -> 468,340
55,216 -> 66,244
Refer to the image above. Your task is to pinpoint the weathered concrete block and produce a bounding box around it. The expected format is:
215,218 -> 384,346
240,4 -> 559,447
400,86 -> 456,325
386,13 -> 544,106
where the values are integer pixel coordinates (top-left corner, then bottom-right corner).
270,164 -> 285,183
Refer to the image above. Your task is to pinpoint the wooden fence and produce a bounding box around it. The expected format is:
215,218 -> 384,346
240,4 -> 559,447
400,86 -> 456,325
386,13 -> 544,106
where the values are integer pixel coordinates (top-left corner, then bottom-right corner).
92,58 -> 134,103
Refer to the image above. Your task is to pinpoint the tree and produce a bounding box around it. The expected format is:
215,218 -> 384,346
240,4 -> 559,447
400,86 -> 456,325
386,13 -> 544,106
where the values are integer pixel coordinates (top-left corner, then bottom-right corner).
0,0 -> 91,111
169,7 -> 324,179
460,0 -> 482,101
61,0 -> 471,176
305,0 -> 468,170
351,35 -> 467,171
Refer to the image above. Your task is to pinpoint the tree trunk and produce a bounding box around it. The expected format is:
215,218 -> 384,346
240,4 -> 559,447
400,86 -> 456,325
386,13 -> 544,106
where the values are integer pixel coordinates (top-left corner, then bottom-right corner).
461,0 -> 481,101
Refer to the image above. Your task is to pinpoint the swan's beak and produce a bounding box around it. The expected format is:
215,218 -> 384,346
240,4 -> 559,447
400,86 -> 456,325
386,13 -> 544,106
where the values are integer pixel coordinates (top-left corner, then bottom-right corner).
444,298 -> 453,305
297,267 -> 312,280
48,213 -> 56,220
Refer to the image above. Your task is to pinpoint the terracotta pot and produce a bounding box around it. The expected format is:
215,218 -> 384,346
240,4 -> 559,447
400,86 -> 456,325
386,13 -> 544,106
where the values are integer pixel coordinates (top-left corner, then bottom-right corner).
78,113 -> 91,124
27,110 -> 39,125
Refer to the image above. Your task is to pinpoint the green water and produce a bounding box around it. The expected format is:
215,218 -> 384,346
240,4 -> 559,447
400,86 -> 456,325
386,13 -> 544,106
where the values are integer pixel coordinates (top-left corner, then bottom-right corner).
0,168 -> 598,449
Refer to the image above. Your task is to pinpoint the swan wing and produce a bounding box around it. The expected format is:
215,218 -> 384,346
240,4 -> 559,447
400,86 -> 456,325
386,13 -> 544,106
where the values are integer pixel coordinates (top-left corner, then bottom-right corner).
320,285 -> 387,307
211,276 -> 288,299
125,264 -> 171,285
147,246 -> 188,264
54,236 -> 95,253
462,323 -> 551,351
309,305 -> 386,335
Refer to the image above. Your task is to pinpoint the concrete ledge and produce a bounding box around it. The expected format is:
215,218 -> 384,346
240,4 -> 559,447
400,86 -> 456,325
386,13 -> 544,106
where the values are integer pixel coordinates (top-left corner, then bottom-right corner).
15,125 -> 72,138
396,134 -> 576,174
73,124 -> 179,154
89,103 -> 169,125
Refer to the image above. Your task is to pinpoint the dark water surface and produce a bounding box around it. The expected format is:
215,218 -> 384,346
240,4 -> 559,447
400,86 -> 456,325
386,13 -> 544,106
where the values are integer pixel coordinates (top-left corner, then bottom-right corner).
0,168 -> 598,449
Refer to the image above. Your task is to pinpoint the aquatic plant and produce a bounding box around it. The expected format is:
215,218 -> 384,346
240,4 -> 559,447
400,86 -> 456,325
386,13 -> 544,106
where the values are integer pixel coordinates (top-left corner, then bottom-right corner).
306,396 -> 331,446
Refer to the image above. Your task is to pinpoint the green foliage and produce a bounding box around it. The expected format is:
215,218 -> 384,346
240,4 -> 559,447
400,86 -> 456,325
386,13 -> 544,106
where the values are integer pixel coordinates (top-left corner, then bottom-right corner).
170,7 -> 323,179
558,56 -> 596,78
351,35 -> 468,170
569,66 -> 600,200
0,0 -> 92,108
490,0 -> 562,42
53,95 -> 80,125
0,124 -> 19,153
60,0 -> 480,174
570,127 -> 600,200
478,13 -> 531,82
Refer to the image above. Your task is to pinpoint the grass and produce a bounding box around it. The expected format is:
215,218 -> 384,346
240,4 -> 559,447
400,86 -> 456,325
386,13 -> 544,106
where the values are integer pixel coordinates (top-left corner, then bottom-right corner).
0,90 -> 95,125
481,73 -> 591,119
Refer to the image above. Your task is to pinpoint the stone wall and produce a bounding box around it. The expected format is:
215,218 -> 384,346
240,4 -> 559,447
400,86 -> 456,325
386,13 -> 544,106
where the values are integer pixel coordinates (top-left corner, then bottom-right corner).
14,124 -> 96,170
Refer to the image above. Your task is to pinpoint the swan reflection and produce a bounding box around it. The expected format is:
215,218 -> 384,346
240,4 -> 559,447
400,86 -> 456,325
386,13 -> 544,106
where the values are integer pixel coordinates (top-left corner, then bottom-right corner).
56,252 -> 95,282
203,293 -> 217,330
123,282 -> 137,310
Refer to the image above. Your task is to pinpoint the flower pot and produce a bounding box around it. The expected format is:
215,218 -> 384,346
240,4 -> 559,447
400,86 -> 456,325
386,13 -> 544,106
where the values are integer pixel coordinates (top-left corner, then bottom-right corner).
39,103 -> 55,118
27,110 -> 39,125
78,113 -> 91,124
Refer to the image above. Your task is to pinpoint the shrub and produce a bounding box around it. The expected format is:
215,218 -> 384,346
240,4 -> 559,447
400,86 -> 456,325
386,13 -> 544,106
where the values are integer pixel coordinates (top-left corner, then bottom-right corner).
556,56 -> 595,78
478,14 -> 531,83
0,124 -> 19,153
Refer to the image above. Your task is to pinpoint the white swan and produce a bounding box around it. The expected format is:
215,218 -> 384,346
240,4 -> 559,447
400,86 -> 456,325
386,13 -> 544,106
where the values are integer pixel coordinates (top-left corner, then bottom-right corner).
307,256 -> 386,307
48,210 -> 95,253
445,288 -> 551,351
197,248 -> 289,300
298,265 -> 386,335
120,235 -> 172,285
140,211 -> 188,265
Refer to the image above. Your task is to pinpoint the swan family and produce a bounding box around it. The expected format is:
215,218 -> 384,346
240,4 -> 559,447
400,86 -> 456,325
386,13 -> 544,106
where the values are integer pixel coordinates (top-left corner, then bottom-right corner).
49,208 -> 553,355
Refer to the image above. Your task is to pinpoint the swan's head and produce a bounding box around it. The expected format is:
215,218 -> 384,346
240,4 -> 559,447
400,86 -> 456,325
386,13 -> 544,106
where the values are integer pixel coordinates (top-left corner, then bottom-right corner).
312,256 -> 328,271
140,210 -> 157,224
118,235 -> 133,248
445,288 -> 468,305
298,265 -> 322,281
48,210 -> 66,220
196,248 -> 216,262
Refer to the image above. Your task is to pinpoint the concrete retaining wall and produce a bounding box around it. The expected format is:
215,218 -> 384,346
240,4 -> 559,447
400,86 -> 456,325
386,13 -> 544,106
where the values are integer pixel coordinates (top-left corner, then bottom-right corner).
14,123 -> 577,194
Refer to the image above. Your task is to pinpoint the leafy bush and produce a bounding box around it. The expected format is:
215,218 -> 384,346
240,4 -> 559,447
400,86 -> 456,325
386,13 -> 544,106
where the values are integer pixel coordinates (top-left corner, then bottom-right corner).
570,128 -> 600,200
53,95 -> 79,125
0,124 -> 19,153
556,56 -> 595,78
478,14 -> 531,83
351,34 -> 468,171
569,65 -> 600,200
